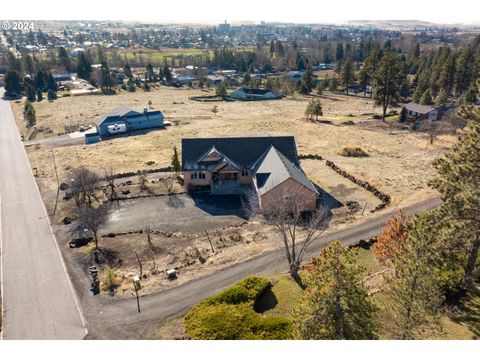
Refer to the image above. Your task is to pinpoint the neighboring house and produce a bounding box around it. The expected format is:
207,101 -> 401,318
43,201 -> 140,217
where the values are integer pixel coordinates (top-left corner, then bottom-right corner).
404,102 -> 439,122
94,106 -> 164,137
52,72 -> 77,82
182,136 -> 319,212
229,87 -> 280,101
174,75 -> 195,85
206,74 -> 225,86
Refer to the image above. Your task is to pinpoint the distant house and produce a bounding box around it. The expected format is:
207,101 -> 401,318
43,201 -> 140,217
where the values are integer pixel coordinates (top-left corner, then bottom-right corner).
174,75 -> 195,85
52,72 -> 77,82
229,87 -> 280,101
404,103 -> 439,122
206,74 -> 225,86
182,136 -> 319,212
94,106 -> 164,137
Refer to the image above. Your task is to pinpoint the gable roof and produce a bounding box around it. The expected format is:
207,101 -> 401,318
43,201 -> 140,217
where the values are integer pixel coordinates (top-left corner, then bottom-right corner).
404,102 -> 436,115
254,146 -> 318,196
182,136 -> 299,171
95,106 -> 142,126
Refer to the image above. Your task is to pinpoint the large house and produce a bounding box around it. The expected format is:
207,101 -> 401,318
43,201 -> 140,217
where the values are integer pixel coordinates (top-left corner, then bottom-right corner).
94,106 -> 164,137
182,136 -> 319,212
229,87 -> 280,101
403,103 -> 439,122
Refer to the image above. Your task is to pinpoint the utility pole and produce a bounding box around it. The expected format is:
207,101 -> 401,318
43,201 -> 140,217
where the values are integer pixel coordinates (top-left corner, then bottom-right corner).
51,147 -> 60,216
133,277 -> 141,313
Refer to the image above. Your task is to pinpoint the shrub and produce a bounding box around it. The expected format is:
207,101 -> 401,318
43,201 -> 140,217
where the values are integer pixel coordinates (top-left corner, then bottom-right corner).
184,276 -> 291,339
340,146 -> 369,157
207,276 -> 271,305
101,268 -> 120,292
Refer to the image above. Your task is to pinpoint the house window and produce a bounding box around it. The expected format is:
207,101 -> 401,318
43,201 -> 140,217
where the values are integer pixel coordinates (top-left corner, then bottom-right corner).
241,169 -> 249,177
191,171 -> 206,180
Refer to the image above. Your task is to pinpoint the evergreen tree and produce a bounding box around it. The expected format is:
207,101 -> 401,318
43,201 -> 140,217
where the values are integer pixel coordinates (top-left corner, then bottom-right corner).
77,52 -> 92,80
292,241 -> 377,340
163,62 -> 172,84
46,72 -> 57,92
464,86 -> 477,104
435,88 -> 449,107
171,146 -> 181,174
47,89 -> 57,101
340,58 -> 355,95
300,69 -> 314,94
58,46 -> 71,72
429,94 -> 480,291
454,47 -> 475,95
4,70 -> 22,96
24,100 -> 36,127
335,43 -> 344,63
215,80 -> 228,100
373,50 -> 402,121
24,77 -> 36,102
145,62 -> 155,83
381,213 -> 442,339
399,106 -> 408,123
420,89 -> 433,105
36,89 -> 43,102
305,99 -> 323,120
123,62 -> 133,79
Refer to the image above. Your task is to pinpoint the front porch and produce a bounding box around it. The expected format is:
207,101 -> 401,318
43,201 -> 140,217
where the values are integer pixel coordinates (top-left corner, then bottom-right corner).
210,172 -> 252,195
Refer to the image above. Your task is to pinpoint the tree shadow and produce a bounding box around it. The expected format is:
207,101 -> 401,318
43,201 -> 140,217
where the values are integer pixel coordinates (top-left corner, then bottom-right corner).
166,194 -> 186,208
254,287 -> 279,313
450,287 -> 480,339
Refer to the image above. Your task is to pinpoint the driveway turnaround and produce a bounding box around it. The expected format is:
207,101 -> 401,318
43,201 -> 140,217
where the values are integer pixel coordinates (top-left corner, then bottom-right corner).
0,91 -> 87,339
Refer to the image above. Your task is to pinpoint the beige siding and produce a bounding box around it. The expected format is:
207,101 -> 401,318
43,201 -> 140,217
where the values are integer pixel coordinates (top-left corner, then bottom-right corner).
260,177 -> 318,212
183,171 -> 212,189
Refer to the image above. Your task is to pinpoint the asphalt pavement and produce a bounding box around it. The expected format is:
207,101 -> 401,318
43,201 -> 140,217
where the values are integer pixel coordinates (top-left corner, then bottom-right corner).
0,90 -> 87,339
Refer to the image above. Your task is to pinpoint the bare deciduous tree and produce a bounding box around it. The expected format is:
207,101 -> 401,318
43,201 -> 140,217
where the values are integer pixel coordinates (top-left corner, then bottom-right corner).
68,167 -> 100,207
425,121 -> 448,145
76,203 -> 110,250
104,167 -> 118,201
257,190 -> 330,285
162,174 -> 183,208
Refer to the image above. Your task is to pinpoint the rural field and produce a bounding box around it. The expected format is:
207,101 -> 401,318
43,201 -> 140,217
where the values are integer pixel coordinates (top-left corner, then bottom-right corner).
17,87 -> 453,208
13,87 -> 456,298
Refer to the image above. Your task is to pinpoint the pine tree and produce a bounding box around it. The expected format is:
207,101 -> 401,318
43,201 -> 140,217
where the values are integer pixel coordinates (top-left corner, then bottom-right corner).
420,89 -> 433,105
373,50 -> 402,121
305,99 -> 323,120
77,52 -> 92,80
24,100 -> 36,127
373,210 -> 409,265
36,89 -> 43,102
340,58 -> 354,95
435,88 -> 449,107
46,72 -> 57,92
292,241 -> 377,340
47,89 -> 57,101
464,86 -> 477,104
381,213 -> 442,339
171,147 -> 181,174
429,92 -> 480,291
4,70 -> 22,96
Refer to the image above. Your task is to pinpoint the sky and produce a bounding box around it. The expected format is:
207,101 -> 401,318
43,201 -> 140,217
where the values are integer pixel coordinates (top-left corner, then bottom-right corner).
1,0 -> 479,25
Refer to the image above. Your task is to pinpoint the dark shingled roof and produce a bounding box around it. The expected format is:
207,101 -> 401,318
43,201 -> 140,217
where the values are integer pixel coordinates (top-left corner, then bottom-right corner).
181,136 -> 299,170
237,87 -> 274,95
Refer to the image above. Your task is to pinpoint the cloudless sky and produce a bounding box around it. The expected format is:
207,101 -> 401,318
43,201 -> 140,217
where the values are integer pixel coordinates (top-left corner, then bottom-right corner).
2,0 -> 479,24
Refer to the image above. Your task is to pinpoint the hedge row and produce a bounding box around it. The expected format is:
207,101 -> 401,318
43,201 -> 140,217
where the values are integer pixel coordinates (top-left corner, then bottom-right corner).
184,276 -> 292,340
109,166 -> 174,180
325,160 -> 391,212
298,153 -> 323,160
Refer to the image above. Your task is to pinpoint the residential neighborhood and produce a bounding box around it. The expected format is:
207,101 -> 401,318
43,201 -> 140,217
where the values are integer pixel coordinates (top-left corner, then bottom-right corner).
0,2 -> 479,358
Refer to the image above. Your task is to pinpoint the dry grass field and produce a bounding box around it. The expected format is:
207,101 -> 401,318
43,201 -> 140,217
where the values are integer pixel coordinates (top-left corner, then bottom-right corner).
18,87 -> 454,209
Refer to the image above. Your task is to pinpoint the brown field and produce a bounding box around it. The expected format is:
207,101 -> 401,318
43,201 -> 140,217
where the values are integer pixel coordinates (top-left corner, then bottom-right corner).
19,87 -> 454,209
15,87 -> 457,298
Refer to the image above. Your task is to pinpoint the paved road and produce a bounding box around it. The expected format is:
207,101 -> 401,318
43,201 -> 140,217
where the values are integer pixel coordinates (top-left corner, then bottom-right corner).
81,196 -> 441,339
0,90 -> 87,339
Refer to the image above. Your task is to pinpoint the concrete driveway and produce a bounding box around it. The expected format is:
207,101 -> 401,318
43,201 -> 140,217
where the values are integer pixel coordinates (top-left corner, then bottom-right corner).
104,193 -> 247,234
